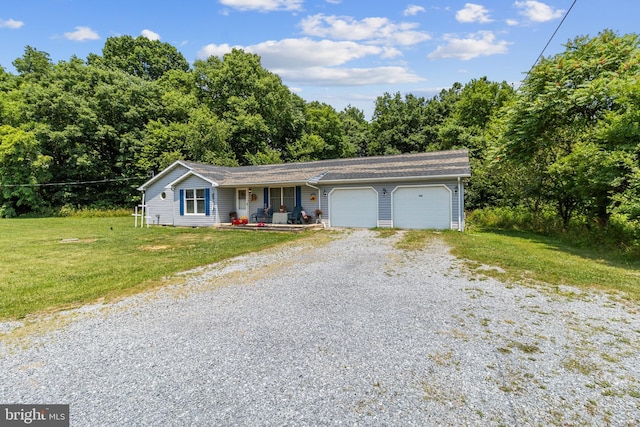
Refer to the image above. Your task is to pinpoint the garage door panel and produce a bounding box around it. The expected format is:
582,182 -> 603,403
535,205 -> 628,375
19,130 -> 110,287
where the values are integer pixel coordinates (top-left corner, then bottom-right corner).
393,186 -> 450,229
330,188 -> 378,228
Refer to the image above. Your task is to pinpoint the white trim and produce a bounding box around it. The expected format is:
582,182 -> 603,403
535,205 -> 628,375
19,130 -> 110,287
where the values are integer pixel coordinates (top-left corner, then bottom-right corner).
166,170 -> 219,190
184,188 -> 207,216
317,174 -> 470,185
391,184 -> 453,230
138,160 -> 192,191
328,186 -> 378,228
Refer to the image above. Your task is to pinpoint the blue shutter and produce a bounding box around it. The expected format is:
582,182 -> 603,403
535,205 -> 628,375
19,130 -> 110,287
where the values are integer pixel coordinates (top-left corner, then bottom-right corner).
295,186 -> 302,207
205,188 -> 211,216
179,189 -> 184,216
264,188 -> 269,208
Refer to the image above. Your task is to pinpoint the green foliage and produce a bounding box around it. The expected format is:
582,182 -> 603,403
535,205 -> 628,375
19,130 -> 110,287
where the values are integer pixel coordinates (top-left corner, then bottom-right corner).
90,35 -> 190,80
193,49 -> 306,164
467,207 -> 640,258
0,125 -> 51,217
500,30 -> 640,227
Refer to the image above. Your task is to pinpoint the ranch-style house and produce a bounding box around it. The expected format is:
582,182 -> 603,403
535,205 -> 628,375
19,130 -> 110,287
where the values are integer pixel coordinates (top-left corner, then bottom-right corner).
137,149 -> 471,230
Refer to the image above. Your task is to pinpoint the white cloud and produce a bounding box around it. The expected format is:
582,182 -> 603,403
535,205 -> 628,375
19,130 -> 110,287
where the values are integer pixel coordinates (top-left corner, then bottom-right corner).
197,38 -> 423,86
274,66 -> 424,86
197,43 -> 243,59
515,1 -> 564,22
0,18 -> 24,29
63,26 -> 99,41
456,3 -> 493,23
506,19 -> 519,26
404,5 -> 426,16
428,31 -> 510,60
219,0 -> 303,12
141,29 -> 160,41
199,38 -> 395,67
300,14 -> 430,46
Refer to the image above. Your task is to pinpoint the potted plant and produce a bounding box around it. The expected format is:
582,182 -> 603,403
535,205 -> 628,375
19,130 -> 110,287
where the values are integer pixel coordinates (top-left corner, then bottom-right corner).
279,204 -> 286,212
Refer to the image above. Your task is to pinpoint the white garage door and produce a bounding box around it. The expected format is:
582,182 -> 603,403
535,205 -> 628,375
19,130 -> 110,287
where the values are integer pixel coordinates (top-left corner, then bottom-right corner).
393,186 -> 451,229
330,188 -> 378,228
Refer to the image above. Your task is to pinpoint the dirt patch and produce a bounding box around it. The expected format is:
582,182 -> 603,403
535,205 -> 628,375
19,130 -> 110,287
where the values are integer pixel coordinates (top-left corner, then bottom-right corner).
59,238 -> 98,244
139,245 -> 171,251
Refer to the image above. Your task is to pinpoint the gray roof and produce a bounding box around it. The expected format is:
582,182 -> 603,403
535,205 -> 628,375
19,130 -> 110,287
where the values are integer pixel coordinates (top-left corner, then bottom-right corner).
143,150 -> 470,189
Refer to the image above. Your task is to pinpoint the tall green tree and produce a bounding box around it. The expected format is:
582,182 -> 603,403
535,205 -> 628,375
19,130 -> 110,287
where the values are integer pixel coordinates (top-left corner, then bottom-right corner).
287,101 -> 354,161
500,30 -> 640,227
89,35 -> 189,80
0,125 -> 51,216
21,56 -> 163,207
368,92 -> 429,155
339,105 -> 370,157
193,49 -> 306,164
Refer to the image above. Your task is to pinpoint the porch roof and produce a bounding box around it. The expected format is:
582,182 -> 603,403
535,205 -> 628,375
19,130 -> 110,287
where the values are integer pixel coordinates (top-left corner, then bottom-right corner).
179,149 -> 470,187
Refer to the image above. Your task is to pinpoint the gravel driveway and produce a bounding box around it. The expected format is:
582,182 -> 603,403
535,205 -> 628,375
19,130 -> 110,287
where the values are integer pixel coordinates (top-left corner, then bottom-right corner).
1,229 -> 639,426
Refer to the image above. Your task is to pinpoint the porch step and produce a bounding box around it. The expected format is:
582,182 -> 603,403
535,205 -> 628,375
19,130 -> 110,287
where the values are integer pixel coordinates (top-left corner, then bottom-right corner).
215,223 -> 324,233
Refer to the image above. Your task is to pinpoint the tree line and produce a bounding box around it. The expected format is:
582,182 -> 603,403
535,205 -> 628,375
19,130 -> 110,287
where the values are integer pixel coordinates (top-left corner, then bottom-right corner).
0,31 -> 638,234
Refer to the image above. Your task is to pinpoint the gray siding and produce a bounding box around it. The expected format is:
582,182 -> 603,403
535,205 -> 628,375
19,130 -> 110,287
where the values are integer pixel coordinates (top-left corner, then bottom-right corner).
319,179 -> 461,230
174,176 -> 215,227
217,188 -> 236,222
144,165 -> 190,225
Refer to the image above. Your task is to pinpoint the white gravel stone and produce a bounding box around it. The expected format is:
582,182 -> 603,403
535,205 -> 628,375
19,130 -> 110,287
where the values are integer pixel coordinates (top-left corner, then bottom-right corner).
1,229 -> 639,426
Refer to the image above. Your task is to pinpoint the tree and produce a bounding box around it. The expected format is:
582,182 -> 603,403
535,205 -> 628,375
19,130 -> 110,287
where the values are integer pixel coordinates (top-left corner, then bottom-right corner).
501,30 -> 640,227
20,56 -> 164,207
368,92 -> 430,155
193,49 -> 306,164
0,125 -> 51,216
90,35 -> 190,80
12,46 -> 53,80
288,101 -> 354,161
339,105 -> 370,156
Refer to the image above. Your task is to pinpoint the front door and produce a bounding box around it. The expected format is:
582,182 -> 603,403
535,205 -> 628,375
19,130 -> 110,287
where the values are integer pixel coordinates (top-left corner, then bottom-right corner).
236,188 -> 248,218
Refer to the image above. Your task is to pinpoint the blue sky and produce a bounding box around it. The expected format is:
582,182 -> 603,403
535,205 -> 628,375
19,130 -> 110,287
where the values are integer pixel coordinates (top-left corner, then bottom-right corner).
0,1 -> 637,118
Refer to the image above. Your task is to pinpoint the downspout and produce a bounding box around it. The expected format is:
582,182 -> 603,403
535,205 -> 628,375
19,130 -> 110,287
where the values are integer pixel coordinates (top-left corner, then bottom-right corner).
305,182 -> 324,226
457,177 -> 463,232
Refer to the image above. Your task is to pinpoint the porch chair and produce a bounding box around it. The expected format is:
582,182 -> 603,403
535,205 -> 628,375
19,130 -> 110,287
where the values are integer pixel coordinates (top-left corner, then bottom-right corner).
288,206 -> 303,224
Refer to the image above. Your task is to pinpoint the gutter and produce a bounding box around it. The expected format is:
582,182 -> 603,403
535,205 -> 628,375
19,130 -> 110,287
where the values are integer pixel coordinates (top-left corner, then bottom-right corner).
305,182 -> 322,212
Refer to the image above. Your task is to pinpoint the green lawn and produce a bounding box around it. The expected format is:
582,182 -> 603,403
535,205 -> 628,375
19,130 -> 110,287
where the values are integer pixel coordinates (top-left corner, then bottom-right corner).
439,229 -> 640,302
0,217 -> 306,320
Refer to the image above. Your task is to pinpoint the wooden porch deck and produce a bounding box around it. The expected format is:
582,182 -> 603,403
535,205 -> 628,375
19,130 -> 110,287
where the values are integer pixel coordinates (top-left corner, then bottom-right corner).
215,222 -> 325,233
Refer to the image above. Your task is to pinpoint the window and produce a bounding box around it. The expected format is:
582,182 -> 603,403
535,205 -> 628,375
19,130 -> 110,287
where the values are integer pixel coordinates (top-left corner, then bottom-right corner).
185,189 -> 206,214
270,187 -> 295,211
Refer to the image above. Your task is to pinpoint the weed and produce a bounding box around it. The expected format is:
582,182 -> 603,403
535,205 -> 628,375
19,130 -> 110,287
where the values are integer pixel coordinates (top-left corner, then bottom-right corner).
563,358 -> 597,375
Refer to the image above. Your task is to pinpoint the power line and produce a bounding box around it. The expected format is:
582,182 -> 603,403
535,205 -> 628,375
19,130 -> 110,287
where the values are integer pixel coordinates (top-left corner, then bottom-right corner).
0,176 -> 141,188
523,0 -> 578,81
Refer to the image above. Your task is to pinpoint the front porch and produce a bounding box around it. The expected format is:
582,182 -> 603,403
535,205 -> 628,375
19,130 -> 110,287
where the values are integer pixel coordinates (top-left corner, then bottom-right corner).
215,222 -> 325,233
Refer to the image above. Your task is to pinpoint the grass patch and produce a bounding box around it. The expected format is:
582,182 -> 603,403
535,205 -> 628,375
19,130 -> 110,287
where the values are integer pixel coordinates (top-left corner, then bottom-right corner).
439,229 -> 640,302
0,217 -> 307,320
395,230 -> 438,251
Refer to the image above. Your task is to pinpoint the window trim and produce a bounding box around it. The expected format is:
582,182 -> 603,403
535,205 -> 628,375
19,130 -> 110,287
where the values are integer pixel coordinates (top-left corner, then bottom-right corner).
184,188 -> 207,215
269,186 -> 295,210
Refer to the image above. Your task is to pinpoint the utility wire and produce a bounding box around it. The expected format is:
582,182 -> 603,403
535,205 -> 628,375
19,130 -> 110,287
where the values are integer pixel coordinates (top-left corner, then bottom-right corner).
0,176 -> 140,188
523,0 -> 578,81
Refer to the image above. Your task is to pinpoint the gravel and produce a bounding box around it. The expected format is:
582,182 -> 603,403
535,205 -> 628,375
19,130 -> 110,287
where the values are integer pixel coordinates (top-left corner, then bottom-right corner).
1,229 -> 639,426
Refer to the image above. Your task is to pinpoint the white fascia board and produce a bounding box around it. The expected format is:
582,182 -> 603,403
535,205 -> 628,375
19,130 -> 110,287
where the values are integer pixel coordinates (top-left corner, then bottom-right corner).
165,171 -> 219,190
137,160 -> 192,191
316,173 -> 471,184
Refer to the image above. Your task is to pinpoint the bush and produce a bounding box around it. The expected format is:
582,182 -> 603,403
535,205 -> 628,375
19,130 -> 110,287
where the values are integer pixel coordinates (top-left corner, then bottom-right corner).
468,207 -> 640,259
